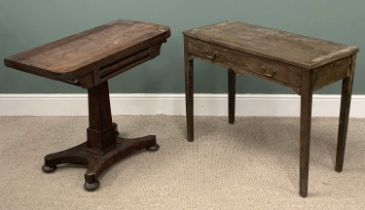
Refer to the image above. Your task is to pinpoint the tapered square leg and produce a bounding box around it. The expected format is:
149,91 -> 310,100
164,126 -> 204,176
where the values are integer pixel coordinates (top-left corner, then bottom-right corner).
184,41 -> 194,142
335,56 -> 356,172
228,69 -> 236,124
299,72 -> 313,198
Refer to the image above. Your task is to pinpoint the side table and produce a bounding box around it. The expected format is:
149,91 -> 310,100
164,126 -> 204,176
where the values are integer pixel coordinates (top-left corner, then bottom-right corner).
183,21 -> 359,197
4,20 -> 170,191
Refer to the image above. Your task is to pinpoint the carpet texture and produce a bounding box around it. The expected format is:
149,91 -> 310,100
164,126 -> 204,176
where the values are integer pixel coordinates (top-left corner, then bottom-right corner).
0,116 -> 364,209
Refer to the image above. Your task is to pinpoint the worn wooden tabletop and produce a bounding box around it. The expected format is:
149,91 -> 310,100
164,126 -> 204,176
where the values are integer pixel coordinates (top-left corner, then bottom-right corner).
184,21 -> 358,69
4,20 -> 170,76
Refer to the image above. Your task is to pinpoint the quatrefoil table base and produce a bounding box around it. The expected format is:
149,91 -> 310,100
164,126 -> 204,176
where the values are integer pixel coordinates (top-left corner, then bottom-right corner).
41,81 -> 159,191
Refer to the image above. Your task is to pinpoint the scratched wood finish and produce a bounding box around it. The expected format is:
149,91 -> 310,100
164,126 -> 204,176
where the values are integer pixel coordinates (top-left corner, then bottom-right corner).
4,20 -> 170,88
186,37 -> 302,92
183,21 -> 359,197
4,20 -> 170,191
184,21 -> 358,69
312,57 -> 351,91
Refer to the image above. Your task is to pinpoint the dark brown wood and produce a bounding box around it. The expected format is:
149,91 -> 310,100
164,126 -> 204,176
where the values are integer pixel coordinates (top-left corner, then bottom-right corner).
183,21 -> 359,197
228,69 -> 236,124
43,134 -> 158,191
4,20 -> 170,191
4,20 -> 170,88
300,71 -> 313,198
87,81 -> 116,154
43,81 -> 160,191
335,55 -> 357,172
184,36 -> 194,142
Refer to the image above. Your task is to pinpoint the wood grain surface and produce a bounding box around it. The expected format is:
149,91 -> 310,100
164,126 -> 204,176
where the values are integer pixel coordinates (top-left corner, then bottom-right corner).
184,21 -> 358,69
5,20 -> 170,76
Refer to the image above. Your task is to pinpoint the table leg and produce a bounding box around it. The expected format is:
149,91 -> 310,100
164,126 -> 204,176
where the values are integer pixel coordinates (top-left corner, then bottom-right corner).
228,69 -> 236,124
299,72 -> 313,197
335,56 -> 356,172
185,48 -> 194,142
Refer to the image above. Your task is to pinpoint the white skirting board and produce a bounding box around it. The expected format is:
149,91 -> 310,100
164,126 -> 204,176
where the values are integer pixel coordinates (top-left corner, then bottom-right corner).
0,94 -> 364,117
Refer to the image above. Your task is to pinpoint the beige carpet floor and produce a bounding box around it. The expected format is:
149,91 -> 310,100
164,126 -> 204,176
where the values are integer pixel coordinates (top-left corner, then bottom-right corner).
0,116 -> 364,210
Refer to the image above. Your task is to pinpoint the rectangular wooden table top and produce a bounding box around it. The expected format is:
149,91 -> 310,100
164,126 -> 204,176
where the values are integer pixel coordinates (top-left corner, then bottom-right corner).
4,20 -> 170,86
184,21 -> 358,69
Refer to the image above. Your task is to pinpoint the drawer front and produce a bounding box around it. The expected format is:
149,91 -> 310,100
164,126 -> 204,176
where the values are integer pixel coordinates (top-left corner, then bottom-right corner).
74,45 -> 162,88
186,37 -> 301,88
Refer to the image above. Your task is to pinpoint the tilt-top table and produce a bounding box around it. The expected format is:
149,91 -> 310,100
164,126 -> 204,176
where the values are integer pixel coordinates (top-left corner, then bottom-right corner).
4,20 -> 170,191
183,21 -> 359,197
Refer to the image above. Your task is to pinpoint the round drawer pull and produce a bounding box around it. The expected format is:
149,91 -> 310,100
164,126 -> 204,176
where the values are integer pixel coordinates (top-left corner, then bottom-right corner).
205,49 -> 218,60
260,64 -> 276,77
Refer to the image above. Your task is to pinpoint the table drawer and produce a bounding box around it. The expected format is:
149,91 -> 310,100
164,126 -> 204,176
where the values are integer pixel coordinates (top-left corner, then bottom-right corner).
73,45 -> 162,88
186,37 -> 301,88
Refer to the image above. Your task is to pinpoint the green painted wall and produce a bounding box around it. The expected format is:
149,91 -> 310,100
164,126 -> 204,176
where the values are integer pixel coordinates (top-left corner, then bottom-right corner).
0,0 -> 363,94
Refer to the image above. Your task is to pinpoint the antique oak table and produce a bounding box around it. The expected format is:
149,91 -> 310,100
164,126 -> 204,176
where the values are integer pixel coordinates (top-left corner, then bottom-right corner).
4,20 -> 170,191
183,21 -> 358,197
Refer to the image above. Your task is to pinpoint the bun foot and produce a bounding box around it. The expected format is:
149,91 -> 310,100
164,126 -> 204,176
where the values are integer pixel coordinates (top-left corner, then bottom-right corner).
84,180 -> 100,191
42,164 -> 57,173
146,144 -> 160,152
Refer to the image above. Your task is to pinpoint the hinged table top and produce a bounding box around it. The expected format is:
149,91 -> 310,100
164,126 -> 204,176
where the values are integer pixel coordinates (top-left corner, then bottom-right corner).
4,20 -> 170,77
183,21 -> 358,69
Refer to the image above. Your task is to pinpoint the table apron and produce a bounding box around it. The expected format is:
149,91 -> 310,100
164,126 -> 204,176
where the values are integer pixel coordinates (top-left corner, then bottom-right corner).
186,36 -> 302,90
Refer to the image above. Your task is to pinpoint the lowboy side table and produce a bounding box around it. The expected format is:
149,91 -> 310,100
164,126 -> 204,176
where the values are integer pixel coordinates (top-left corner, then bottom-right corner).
4,20 -> 170,191
183,21 -> 359,197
